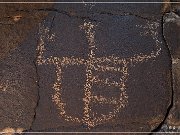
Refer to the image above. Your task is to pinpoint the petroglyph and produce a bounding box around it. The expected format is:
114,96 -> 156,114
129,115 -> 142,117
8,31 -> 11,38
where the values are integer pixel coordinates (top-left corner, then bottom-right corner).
0,80 -> 21,93
36,20 -> 162,128
0,81 -> 9,92
1,127 -> 23,135
82,0 -> 96,9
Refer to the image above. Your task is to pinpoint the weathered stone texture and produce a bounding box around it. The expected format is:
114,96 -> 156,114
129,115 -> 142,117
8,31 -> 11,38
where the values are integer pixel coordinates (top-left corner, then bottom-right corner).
0,0 -> 53,60
30,1 -> 171,132
0,29 -> 38,131
0,1 -> 53,133
0,0 -> 174,133
164,12 -> 180,126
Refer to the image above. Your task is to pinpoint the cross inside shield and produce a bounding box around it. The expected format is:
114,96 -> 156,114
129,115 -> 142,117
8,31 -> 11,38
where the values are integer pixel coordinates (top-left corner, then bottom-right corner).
36,20 -> 161,128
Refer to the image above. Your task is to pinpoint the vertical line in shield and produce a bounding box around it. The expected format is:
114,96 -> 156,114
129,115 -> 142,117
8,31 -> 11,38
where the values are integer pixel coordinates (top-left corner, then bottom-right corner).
82,22 -> 96,127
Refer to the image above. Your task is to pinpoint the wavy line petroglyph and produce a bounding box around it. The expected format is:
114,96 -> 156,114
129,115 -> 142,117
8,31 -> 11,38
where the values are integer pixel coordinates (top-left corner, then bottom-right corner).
36,20 -> 162,128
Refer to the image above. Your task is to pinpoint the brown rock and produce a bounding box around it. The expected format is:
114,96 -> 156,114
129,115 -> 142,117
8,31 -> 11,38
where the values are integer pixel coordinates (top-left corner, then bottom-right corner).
164,12 -> 180,126
0,0 -> 54,131
0,0 -> 53,60
30,6 -> 171,131
0,31 -> 38,131
0,0 -> 173,133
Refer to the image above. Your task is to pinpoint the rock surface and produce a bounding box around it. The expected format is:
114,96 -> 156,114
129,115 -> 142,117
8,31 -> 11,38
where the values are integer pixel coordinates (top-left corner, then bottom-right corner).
164,12 -> 180,127
0,0 -> 53,132
0,0 -> 174,133
30,1 -> 171,132
0,29 -> 38,131
0,0 -> 53,60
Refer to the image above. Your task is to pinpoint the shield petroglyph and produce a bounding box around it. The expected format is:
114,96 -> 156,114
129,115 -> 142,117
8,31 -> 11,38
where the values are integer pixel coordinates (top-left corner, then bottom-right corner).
36,20 -> 161,128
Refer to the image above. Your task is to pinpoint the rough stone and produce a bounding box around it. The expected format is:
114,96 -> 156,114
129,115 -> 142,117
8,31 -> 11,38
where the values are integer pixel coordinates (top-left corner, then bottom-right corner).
0,0 -> 53,60
30,2 -> 171,132
171,0 -> 180,16
54,0 -> 168,20
164,12 -> 180,127
0,1 -> 53,133
0,28 -> 38,131
0,0 -> 173,133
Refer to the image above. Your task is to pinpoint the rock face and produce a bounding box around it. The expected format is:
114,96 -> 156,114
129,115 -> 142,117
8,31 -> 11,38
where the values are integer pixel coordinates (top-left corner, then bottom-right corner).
30,1 -> 171,132
0,0 -> 173,133
0,0 -> 53,60
0,1 -> 53,132
164,12 -> 180,127
0,29 -> 39,131
157,3 -> 180,132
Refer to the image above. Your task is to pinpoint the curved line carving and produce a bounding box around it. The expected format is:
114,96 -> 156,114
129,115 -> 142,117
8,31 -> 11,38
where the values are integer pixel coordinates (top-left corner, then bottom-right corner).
36,20 -> 161,128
